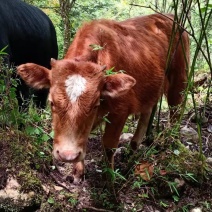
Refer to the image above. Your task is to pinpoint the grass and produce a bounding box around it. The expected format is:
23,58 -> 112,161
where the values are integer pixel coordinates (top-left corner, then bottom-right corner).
0,28 -> 211,210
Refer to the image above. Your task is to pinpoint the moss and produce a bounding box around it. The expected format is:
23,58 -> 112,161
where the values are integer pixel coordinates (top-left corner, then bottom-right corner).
161,140 -> 207,180
0,197 -> 40,212
0,128 -> 46,210
17,170 -> 43,193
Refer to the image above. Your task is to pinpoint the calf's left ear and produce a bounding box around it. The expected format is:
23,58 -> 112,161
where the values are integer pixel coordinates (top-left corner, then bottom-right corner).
17,63 -> 51,89
101,73 -> 136,98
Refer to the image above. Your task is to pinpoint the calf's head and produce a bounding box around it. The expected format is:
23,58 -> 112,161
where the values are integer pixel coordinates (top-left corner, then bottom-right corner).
17,59 -> 136,163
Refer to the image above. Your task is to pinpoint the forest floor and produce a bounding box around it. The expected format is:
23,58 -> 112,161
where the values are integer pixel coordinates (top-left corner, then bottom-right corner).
0,73 -> 211,212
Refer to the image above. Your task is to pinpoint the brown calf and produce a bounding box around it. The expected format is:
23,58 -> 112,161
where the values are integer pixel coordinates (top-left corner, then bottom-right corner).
17,14 -> 189,183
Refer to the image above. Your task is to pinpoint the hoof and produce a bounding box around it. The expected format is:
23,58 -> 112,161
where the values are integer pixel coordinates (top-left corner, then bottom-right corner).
130,141 -> 138,150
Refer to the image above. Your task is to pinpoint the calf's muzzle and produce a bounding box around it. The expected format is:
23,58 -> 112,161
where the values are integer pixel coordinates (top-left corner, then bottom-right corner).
55,150 -> 81,162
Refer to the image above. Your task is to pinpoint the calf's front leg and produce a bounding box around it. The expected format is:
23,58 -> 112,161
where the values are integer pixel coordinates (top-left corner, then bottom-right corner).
72,160 -> 84,184
102,113 -> 128,169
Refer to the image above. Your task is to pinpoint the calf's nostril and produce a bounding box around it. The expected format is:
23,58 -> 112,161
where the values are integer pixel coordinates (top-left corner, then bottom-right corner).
58,150 -> 81,162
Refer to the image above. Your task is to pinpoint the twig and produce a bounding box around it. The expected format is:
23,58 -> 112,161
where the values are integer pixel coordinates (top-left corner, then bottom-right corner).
130,3 -> 211,67
83,206 -> 114,212
129,4 -> 192,36
50,172 -> 73,192
181,1 -> 211,68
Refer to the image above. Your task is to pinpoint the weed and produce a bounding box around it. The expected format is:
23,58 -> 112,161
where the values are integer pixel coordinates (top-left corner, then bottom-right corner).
103,167 -> 126,183
168,181 -> 180,196
91,188 -> 115,210
160,200 -> 169,208
47,197 -> 55,204
0,61 -> 19,127
178,203 -> 194,212
68,197 -> 78,207
201,201 -> 211,210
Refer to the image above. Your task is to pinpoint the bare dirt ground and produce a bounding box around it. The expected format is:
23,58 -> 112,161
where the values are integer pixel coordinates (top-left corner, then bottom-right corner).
0,99 -> 211,212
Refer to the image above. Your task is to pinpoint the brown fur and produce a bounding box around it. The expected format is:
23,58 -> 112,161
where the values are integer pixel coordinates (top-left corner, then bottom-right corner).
17,14 -> 189,183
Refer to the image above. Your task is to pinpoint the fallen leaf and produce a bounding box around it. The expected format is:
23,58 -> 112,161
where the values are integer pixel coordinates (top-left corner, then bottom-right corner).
180,126 -> 198,142
159,169 -> 167,176
135,161 -> 154,181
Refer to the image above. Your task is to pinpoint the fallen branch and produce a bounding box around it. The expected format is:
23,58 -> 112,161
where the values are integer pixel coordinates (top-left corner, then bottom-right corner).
83,206 -> 114,212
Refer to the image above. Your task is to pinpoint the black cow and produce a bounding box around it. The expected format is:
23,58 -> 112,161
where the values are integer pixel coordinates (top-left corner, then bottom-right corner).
0,0 -> 58,109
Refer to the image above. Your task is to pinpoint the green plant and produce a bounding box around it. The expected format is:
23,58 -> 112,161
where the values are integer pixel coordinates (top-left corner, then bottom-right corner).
0,46 -> 8,55
68,197 -> 78,206
132,176 -> 148,189
168,181 -> 179,196
180,172 -> 198,183
103,167 -> 126,183
23,107 -> 53,144
91,188 -> 115,210
179,203 -> 194,212
160,200 -> 169,208
102,112 -> 111,123
0,58 -> 20,127
201,201 -> 211,210
47,197 -> 55,204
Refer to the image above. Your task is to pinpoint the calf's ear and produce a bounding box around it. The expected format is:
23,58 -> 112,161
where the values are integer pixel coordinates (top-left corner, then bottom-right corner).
101,73 -> 136,98
17,63 -> 50,89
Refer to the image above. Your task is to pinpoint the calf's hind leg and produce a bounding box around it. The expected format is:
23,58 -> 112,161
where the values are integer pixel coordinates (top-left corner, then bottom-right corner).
167,37 -> 188,121
167,68 -> 187,122
130,108 -> 153,150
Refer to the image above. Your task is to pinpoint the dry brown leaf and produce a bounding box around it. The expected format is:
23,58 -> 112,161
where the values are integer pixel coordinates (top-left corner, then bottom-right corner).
134,161 -> 154,181
159,169 -> 167,176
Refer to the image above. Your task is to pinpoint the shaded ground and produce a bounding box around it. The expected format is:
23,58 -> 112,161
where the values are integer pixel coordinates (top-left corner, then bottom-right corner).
0,100 -> 211,212
0,67 -> 212,212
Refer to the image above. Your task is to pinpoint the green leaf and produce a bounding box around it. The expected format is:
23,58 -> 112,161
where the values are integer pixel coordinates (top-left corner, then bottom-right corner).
0,46 -> 8,55
49,131 -> 54,138
34,128 -> 41,135
200,7 -> 207,13
48,197 -> 55,204
122,125 -> 129,133
89,44 -> 104,51
184,172 -> 198,182
138,193 -> 149,198
103,116 -> 111,123
174,149 -> 180,155
41,134 -> 50,142
103,113 -> 111,123
105,67 -> 115,76
39,152 -> 45,156
160,201 -> 169,208
172,195 -> 179,202
35,164 -> 40,170
25,126 -> 36,135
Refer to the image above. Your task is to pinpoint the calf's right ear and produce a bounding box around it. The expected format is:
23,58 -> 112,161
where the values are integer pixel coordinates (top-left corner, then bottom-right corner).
17,63 -> 50,89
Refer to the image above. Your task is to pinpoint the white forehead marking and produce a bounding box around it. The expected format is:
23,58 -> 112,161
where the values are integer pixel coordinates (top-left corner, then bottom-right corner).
65,74 -> 87,103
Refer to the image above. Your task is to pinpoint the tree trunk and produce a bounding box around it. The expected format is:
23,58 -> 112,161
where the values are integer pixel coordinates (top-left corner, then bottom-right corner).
59,0 -> 76,56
